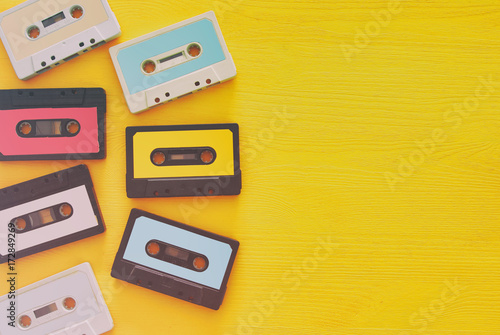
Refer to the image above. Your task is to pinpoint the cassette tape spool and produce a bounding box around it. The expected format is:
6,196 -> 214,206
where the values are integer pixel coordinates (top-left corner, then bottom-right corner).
111,209 -> 239,310
126,123 -> 241,198
109,11 -> 236,114
0,0 -> 121,80
0,88 -> 106,161
0,263 -> 113,334
0,164 -> 106,263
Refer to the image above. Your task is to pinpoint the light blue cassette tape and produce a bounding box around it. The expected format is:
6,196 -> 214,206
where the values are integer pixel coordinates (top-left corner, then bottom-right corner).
109,11 -> 237,114
111,209 -> 239,310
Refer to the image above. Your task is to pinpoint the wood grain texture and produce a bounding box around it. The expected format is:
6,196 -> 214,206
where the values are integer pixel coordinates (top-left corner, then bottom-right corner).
0,0 -> 499,334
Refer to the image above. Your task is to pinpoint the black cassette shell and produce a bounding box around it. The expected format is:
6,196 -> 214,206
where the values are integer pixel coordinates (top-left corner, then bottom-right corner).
125,123 -> 241,198
111,209 -> 239,310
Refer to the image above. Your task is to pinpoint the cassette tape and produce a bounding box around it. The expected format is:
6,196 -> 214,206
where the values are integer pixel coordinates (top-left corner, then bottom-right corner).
0,88 -> 106,161
0,0 -> 121,80
0,262 -> 113,334
111,209 -> 239,310
126,123 -> 241,198
0,164 -> 105,263
109,11 -> 236,114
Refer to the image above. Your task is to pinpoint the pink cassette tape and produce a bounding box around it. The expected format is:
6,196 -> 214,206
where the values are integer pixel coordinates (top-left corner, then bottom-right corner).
0,88 -> 106,161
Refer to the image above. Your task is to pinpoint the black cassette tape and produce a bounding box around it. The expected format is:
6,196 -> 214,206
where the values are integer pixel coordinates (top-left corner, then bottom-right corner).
0,164 -> 105,263
0,88 -> 106,161
111,209 -> 239,310
126,123 -> 242,198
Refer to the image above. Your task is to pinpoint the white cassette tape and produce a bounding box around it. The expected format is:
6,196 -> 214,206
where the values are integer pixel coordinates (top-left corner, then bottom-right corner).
0,263 -> 113,334
0,0 -> 121,80
109,11 -> 237,114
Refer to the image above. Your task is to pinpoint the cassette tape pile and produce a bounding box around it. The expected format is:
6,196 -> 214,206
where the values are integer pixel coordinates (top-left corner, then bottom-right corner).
126,123 -> 241,198
112,209 -> 239,310
0,88 -> 106,161
0,165 -> 105,263
0,263 -> 113,334
0,0 -> 121,80
110,11 -> 236,114
0,2 -> 242,329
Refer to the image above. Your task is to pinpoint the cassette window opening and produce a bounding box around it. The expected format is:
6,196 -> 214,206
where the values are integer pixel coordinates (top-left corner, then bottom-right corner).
42,12 -> 66,28
17,120 -> 81,137
150,147 -> 216,166
146,240 -> 209,272
12,203 -> 74,233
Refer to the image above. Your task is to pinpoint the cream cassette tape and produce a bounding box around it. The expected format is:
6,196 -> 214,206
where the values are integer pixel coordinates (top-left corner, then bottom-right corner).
109,11 -> 236,114
0,0 -> 121,80
0,262 -> 113,334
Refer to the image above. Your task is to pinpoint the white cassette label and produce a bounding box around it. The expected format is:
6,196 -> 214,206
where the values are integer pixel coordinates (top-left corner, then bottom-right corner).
0,185 -> 99,257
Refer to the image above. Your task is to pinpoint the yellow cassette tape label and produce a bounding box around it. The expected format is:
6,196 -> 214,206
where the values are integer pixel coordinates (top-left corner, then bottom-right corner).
133,129 -> 234,179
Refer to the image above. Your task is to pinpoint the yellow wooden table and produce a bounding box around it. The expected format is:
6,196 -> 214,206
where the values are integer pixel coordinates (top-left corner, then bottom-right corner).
1,0 -> 500,334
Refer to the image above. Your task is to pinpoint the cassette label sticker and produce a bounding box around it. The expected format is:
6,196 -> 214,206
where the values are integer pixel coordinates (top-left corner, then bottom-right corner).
0,0 -> 121,80
112,209 -> 239,310
126,124 -> 241,198
0,88 -> 106,161
0,165 -> 105,263
110,11 -> 236,114
0,263 -> 113,334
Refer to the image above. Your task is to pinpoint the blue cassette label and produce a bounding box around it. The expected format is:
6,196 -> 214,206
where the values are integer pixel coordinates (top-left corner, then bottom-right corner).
117,19 -> 226,95
123,216 -> 233,290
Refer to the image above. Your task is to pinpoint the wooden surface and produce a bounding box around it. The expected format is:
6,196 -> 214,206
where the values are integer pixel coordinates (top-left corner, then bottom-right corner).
1,0 -> 500,334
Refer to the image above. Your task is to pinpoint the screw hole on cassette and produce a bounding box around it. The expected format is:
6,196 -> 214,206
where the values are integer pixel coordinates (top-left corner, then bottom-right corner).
41,61 -> 47,67
208,188 -> 215,195
90,38 -> 95,44
70,5 -> 84,19
27,26 -> 40,40
195,81 -> 200,86
206,79 -> 212,84
19,315 -> 32,328
79,42 -> 84,47
154,191 -> 160,196
72,89 -> 78,94
165,92 -> 170,97
51,55 -> 55,60
155,97 -> 160,103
